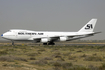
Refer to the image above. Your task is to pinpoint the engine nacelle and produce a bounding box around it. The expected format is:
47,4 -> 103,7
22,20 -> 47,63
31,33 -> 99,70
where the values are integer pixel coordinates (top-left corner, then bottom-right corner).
59,37 -> 68,41
41,38 -> 50,43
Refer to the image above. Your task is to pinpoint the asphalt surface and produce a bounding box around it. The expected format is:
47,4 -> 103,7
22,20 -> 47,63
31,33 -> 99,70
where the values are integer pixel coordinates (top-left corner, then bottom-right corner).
0,42 -> 105,46
56,43 -> 105,46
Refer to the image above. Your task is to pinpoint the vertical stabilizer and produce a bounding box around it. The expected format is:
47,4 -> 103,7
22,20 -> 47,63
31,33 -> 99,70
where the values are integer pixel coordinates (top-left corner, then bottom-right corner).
78,19 -> 97,32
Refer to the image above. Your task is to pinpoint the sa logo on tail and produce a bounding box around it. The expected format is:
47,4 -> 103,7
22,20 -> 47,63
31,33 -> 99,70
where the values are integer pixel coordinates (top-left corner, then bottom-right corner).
85,24 -> 93,29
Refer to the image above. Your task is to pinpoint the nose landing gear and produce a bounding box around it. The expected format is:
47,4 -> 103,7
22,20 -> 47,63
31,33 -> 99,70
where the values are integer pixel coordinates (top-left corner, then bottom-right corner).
11,41 -> 14,45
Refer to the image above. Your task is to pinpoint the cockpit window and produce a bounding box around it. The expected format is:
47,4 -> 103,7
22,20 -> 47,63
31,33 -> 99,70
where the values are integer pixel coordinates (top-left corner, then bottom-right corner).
8,30 -> 11,32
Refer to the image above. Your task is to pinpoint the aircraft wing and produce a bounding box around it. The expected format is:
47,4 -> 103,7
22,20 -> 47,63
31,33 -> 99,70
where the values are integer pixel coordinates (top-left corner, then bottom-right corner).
50,32 -> 101,41
33,32 -> 101,42
33,36 -> 60,42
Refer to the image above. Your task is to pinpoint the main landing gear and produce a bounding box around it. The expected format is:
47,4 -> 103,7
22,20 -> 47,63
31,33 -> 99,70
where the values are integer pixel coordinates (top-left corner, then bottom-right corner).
48,42 -> 55,45
43,43 -> 47,45
43,42 -> 55,45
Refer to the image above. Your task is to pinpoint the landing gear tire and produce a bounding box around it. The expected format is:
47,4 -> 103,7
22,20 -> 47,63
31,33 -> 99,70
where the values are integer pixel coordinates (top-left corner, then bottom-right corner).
48,42 -> 55,45
43,43 -> 47,45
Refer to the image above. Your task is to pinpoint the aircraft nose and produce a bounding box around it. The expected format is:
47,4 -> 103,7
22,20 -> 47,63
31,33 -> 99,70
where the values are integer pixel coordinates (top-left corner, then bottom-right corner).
1,34 -> 3,37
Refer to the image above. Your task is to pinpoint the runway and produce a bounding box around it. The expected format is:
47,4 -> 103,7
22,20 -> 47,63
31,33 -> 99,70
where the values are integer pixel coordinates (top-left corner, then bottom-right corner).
0,42 -> 105,46
56,43 -> 105,46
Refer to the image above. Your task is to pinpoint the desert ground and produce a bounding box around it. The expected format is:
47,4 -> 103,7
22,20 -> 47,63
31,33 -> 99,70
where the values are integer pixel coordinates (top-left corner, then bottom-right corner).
0,41 -> 105,70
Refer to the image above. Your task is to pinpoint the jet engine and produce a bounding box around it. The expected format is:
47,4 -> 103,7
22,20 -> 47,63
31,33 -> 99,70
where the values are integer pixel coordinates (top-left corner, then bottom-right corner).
59,37 -> 69,41
41,38 -> 50,43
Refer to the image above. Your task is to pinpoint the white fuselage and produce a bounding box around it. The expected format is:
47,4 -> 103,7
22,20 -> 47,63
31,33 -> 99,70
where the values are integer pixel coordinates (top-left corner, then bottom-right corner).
1,29 -> 93,41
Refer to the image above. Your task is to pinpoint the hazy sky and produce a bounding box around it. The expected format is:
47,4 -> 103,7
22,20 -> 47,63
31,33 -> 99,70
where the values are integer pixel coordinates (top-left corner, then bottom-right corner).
0,0 -> 105,40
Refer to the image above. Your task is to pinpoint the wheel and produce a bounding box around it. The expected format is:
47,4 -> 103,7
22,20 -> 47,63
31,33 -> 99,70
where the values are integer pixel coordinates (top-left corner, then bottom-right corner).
43,43 -> 47,45
48,42 -> 55,45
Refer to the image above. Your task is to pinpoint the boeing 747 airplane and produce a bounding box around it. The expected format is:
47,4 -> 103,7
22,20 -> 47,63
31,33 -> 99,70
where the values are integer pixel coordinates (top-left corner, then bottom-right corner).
1,19 -> 101,45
